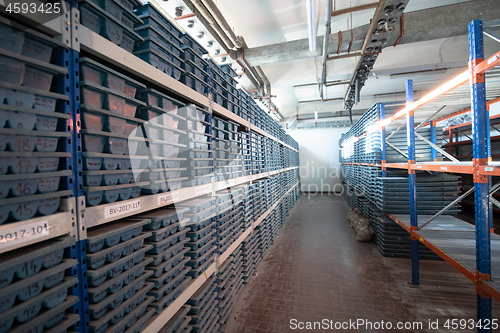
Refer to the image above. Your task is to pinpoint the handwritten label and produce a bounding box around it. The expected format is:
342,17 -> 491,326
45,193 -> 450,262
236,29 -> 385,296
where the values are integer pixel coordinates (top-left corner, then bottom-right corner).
104,199 -> 141,219
0,220 -> 49,249
157,191 -> 179,206
196,185 -> 211,195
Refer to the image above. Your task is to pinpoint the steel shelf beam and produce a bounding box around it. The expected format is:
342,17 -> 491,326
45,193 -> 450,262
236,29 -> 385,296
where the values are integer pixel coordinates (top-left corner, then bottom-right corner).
80,167 -> 299,238
77,25 -> 297,152
0,199 -> 76,255
142,262 -> 217,333
482,281 -> 500,303
254,182 -> 300,228
389,214 -> 477,283
142,180 -> 300,333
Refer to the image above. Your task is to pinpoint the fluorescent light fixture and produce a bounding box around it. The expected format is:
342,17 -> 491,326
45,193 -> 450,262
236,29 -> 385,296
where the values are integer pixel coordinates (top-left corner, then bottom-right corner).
306,0 -> 316,52
314,110 -> 318,120
389,68 -> 448,79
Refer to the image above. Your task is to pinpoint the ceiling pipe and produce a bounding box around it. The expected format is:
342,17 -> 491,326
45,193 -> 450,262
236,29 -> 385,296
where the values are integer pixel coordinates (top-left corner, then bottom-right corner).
187,0 -> 263,94
298,109 -> 366,120
306,0 -> 317,52
183,0 -> 233,51
174,13 -> 195,20
297,118 -> 359,128
299,97 -> 344,103
235,48 -> 261,91
326,51 -> 361,61
319,0 -> 333,101
294,80 -> 350,88
255,66 -> 271,96
200,0 -> 243,49
187,0 -> 275,105
331,2 -> 379,17
298,115 -> 362,123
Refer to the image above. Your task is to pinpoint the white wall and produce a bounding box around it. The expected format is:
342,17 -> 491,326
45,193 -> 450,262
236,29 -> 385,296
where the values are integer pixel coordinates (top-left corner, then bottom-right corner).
286,126 -> 348,193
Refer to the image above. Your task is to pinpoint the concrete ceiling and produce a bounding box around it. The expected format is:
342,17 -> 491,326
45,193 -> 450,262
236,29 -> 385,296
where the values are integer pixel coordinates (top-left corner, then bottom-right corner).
157,0 -> 500,124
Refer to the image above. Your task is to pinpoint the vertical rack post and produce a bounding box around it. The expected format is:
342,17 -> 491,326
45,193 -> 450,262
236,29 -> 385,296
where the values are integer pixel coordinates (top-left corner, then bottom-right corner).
69,5 -> 89,331
405,79 -> 419,287
486,105 -> 493,235
430,121 -> 437,161
487,105 -> 492,163
468,19 -> 492,330
448,129 -> 454,155
380,103 -> 387,177
54,20 -> 84,333
56,38 -> 89,333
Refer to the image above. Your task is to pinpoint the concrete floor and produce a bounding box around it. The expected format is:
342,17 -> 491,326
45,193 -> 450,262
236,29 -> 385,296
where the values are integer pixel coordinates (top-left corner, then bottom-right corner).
222,194 -> 499,333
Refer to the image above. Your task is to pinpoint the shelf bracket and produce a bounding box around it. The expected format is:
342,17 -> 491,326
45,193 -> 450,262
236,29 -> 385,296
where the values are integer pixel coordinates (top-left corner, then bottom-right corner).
71,7 -> 80,52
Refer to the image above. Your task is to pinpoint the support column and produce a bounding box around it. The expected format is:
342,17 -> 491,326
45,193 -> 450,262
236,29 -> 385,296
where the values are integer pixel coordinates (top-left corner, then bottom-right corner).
380,104 -> 387,177
430,121 -> 437,161
469,19 -> 492,331
449,129 -> 454,155
406,79 -> 419,286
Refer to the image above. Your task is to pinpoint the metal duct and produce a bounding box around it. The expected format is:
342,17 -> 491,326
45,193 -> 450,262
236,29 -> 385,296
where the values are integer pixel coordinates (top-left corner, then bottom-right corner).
319,0 -> 333,100
297,118 -> 359,128
200,0 -> 243,49
298,109 -> 366,120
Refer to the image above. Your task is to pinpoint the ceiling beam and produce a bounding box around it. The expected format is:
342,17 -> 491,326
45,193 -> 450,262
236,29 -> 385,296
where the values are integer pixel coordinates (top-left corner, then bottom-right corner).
331,2 -> 379,17
298,97 -> 344,103
294,80 -> 350,88
298,109 -> 366,120
243,0 -> 500,67
297,118 -> 360,128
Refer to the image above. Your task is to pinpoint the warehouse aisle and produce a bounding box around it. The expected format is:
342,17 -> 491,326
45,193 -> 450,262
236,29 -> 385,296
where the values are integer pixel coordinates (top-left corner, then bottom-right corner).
222,194 -> 495,333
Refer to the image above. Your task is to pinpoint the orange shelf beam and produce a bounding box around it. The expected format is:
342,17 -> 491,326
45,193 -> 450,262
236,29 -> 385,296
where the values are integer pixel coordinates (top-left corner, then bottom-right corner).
389,214 -> 476,283
349,162 -> 475,174
480,282 -> 500,303
341,52 -> 500,148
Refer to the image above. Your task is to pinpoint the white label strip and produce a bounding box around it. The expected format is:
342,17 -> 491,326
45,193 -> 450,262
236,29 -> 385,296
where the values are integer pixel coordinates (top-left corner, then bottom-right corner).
0,220 -> 49,249
157,191 -> 180,206
195,185 -> 211,195
488,54 -> 499,65
104,199 -> 141,219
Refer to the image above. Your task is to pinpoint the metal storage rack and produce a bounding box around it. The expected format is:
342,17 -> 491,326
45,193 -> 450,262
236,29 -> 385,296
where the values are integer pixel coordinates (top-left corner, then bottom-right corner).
0,2 -> 300,333
0,2 -> 89,333
340,19 -> 500,330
